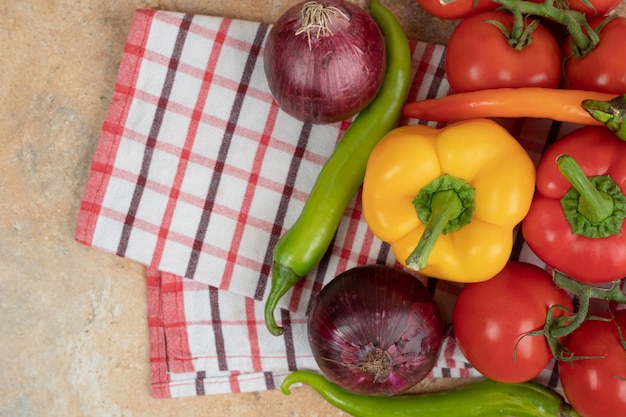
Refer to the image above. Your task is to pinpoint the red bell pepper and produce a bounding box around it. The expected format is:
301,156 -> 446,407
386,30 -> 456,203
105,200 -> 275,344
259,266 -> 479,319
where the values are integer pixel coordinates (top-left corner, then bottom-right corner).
522,125 -> 626,284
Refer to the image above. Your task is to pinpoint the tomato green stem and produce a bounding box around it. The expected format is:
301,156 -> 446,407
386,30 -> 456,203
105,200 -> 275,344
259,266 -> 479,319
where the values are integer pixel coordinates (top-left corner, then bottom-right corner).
281,370 -> 581,417
494,0 -> 599,56
553,272 -> 626,333
532,272 -> 626,361
582,94 -> 626,141
486,16 -> 539,51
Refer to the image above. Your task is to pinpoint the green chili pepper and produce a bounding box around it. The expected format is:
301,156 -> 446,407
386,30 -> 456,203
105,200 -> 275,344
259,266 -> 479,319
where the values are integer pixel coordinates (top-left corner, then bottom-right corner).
581,94 -> 626,141
281,370 -> 581,417
264,0 -> 412,336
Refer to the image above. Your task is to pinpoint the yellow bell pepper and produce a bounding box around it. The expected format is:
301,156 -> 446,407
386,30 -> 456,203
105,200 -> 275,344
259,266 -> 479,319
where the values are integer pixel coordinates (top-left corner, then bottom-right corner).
362,119 -> 536,283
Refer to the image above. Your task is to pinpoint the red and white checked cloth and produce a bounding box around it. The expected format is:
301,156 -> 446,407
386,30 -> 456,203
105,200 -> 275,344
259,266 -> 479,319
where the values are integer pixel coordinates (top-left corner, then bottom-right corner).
76,9 -> 576,397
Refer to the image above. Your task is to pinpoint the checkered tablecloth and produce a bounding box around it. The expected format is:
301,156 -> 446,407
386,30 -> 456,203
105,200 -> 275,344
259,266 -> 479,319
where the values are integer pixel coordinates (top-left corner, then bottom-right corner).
75,9 -> 575,397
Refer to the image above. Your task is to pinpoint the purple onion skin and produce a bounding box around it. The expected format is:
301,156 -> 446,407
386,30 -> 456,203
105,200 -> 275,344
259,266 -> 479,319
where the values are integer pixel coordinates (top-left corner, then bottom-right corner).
263,0 -> 386,124
307,265 -> 445,396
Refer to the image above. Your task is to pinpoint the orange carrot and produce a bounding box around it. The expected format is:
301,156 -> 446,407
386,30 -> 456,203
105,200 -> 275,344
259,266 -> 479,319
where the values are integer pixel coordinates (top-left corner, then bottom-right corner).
403,88 -> 616,125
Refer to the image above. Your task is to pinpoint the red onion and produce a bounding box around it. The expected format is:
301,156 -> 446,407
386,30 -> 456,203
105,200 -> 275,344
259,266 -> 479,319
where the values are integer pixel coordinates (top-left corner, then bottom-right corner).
307,265 -> 445,396
263,0 -> 386,124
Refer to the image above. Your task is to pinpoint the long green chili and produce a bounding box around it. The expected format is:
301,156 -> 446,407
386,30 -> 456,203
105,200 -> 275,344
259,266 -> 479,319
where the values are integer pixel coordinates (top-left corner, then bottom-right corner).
281,370 -> 581,417
264,0 -> 412,336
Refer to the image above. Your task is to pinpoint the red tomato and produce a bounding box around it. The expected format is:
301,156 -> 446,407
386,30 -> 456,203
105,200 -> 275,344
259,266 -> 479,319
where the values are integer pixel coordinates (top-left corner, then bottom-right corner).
566,0 -> 622,16
452,261 -> 573,383
445,12 -> 561,93
415,0 -> 499,20
559,310 -> 626,417
562,16 -> 626,94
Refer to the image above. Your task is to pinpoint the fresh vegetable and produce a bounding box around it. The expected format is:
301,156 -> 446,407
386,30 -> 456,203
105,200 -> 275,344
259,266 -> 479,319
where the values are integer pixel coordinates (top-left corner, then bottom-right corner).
489,1 -> 624,94
414,0 -> 499,20
402,87 -> 615,125
263,0 -> 386,124
281,370 -> 582,417
452,261 -> 573,383
562,16 -> 626,94
494,0 -> 601,57
307,265 -> 444,395
582,93 -> 626,140
445,11 -> 561,93
265,0 -> 411,336
361,119 -> 536,283
521,125 -> 626,285
542,272 -> 626,360
559,310 -> 626,417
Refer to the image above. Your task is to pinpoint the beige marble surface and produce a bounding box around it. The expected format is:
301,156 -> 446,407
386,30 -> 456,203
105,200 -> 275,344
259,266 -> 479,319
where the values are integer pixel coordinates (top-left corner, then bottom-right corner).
2,1 -> 624,416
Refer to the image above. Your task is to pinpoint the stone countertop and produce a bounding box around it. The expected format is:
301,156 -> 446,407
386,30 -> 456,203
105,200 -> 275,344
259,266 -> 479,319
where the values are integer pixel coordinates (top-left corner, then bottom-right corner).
1,1 -> 624,416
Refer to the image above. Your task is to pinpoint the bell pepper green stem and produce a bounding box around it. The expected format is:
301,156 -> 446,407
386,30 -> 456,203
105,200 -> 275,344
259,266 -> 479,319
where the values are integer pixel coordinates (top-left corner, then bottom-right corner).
406,174 -> 474,271
556,153 -> 626,238
281,370 -> 581,417
556,154 -> 613,224
582,94 -> 626,141
264,0 -> 412,336
406,190 -> 462,270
